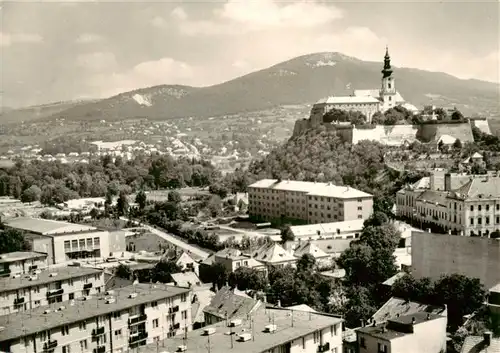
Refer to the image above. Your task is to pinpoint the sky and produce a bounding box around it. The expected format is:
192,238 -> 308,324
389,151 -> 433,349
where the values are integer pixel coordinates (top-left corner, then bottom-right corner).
1,0 -> 499,108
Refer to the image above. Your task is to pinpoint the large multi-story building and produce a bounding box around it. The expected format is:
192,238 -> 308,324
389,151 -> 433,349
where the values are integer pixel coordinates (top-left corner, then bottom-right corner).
0,252 -> 48,278
248,179 -> 373,224
309,48 -> 418,126
0,267 -> 105,315
141,306 -> 344,353
396,172 -> 500,237
4,218 -> 111,264
0,283 -> 192,353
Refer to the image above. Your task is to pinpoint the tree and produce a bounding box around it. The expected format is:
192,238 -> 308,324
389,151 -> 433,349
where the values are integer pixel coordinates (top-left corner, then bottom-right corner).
296,254 -> 316,274
452,139 -> 462,149
363,211 -> 389,227
451,110 -> 464,121
280,226 -> 295,243
167,191 -> 182,204
206,195 -> 222,217
135,190 -> 147,210
229,267 -> 268,291
209,184 -> 229,199
116,191 -> 129,217
341,286 -> 378,328
151,260 -> 182,283
0,229 -> 30,253
115,264 -> 132,279
21,185 -> 42,203
207,262 -> 229,289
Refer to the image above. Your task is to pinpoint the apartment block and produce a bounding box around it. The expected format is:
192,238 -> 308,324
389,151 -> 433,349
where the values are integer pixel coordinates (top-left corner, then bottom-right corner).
0,252 -> 48,277
0,284 -> 192,353
141,307 -> 343,353
396,173 -> 500,236
248,179 -> 373,224
0,267 -> 105,315
356,312 -> 447,353
4,218 -> 111,264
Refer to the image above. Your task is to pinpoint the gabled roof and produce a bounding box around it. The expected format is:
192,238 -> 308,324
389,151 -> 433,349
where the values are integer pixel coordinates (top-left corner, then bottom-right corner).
472,152 -> 483,159
453,177 -> 500,200
203,286 -> 262,320
371,297 -> 447,324
461,336 -> 500,353
410,177 -> 430,190
437,134 -> 457,145
316,95 -> 380,104
214,248 -> 246,260
252,243 -> 297,264
294,242 -> 329,259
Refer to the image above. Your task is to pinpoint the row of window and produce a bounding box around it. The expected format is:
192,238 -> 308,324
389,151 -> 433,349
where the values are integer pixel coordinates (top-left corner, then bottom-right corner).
470,216 -> 500,226
64,237 -> 100,252
470,204 -> 500,212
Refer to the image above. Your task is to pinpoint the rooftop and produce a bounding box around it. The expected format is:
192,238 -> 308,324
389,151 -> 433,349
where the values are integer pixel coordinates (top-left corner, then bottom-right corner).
203,286 -> 262,320
4,217 -> 98,236
316,95 -> 380,104
0,266 -> 103,293
0,251 -> 47,264
293,242 -> 329,259
248,179 -> 372,199
170,272 -> 201,288
141,308 -> 342,353
453,176 -> 500,201
371,297 -> 446,324
252,243 -> 296,264
289,219 -> 364,238
357,312 -> 443,341
0,283 -> 190,342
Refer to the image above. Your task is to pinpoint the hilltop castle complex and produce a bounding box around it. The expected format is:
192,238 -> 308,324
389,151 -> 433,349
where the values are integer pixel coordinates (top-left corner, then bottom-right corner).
309,47 -> 418,126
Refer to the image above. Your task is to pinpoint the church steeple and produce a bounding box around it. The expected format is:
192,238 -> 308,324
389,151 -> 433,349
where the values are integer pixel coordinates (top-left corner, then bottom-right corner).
381,46 -> 393,78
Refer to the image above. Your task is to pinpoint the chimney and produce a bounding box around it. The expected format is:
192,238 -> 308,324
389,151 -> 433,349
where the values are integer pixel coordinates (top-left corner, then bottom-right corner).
372,320 -> 376,327
484,332 -> 492,346
277,300 -> 281,307
427,228 -> 431,233
426,314 -> 431,320
360,319 -> 364,327
411,317 -> 416,324
263,294 -> 267,303
381,326 -> 386,333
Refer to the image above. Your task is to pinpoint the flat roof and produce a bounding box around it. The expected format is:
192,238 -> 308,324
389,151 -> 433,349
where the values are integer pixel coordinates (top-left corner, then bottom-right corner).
0,284 -> 190,342
4,217 -> 98,236
0,267 -> 103,293
140,308 -> 342,353
248,179 -> 372,199
0,252 -> 47,264
290,220 -> 364,237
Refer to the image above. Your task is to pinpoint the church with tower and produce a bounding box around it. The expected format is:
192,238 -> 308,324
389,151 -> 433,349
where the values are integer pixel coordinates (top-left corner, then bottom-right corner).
309,47 -> 418,125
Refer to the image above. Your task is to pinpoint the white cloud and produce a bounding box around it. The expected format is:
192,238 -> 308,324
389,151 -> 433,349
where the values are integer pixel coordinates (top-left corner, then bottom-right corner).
177,0 -> 343,36
171,7 -> 188,21
77,52 -> 117,71
75,33 -> 104,44
86,57 -> 197,98
151,16 -> 168,28
0,32 -> 43,47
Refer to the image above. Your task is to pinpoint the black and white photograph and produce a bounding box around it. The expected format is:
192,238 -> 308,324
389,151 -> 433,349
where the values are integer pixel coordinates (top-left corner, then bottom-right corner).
0,1 -> 499,352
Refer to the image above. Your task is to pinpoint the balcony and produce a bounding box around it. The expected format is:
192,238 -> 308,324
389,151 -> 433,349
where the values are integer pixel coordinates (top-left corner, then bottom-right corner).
14,297 -> 25,305
43,340 -> 58,351
83,283 -> 93,290
46,288 -> 64,297
92,327 -> 105,336
173,323 -> 180,330
128,314 -> 147,326
129,331 -> 148,344
93,346 -> 105,353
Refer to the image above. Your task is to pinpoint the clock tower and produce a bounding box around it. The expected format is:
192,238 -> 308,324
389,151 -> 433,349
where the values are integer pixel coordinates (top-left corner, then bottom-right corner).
380,47 -> 396,111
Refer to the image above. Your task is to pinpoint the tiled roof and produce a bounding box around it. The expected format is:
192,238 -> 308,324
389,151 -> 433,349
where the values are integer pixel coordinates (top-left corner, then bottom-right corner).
170,272 -> 201,287
371,297 -> 446,324
454,177 -> 500,200
416,190 -> 449,205
203,286 -> 262,320
294,242 -> 329,259
215,248 -> 246,260
252,243 -> 297,264
248,179 -> 372,199
461,336 -> 500,353
316,95 -> 380,104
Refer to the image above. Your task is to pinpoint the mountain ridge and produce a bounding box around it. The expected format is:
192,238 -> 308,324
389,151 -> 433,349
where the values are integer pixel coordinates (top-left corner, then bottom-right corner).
1,52 -> 498,124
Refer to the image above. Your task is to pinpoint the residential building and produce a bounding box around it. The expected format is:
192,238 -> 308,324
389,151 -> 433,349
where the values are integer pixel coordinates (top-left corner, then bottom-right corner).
412,230 -> 500,288
190,284 -> 215,330
288,220 -> 365,241
0,267 -> 104,315
309,48 -> 418,125
142,306 -> 343,353
370,297 -> 447,325
213,248 -> 267,274
164,250 -> 199,275
0,251 -> 48,277
293,242 -> 331,267
4,217 -> 111,264
203,286 -> 262,326
356,312 -> 447,353
170,272 -> 201,288
248,179 -> 373,224
0,283 -> 192,353
461,332 -> 498,353
396,173 -> 500,236
251,243 -> 297,268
